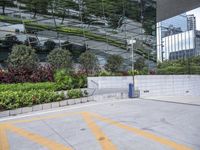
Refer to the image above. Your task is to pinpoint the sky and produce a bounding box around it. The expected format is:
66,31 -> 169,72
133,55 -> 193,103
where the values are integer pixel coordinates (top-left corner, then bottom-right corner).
187,7 -> 200,30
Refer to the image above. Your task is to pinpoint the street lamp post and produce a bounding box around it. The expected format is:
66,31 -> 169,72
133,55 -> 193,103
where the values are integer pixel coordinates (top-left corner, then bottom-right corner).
131,41 -> 135,76
128,38 -> 136,95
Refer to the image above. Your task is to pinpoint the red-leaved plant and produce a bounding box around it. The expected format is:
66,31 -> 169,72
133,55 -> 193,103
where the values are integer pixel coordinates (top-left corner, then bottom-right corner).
0,65 -> 54,84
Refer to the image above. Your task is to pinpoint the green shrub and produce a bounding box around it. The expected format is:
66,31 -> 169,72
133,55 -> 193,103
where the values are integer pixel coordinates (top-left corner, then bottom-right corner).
7,45 -> 39,70
135,57 -> 146,71
54,69 -> 87,90
67,89 -> 83,99
72,74 -> 87,88
98,70 -> 112,76
54,69 -> 73,90
0,82 -> 56,92
105,55 -> 124,73
44,40 -> 56,51
0,90 -> 65,111
128,70 -> 140,75
47,48 -> 72,70
79,51 -> 99,75
157,56 -> 200,75
128,68 -> 148,75
157,66 -> 186,75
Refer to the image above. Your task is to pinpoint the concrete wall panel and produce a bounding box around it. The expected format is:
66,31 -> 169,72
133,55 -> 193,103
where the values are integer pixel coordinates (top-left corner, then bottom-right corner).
88,75 -> 200,98
135,75 -> 200,97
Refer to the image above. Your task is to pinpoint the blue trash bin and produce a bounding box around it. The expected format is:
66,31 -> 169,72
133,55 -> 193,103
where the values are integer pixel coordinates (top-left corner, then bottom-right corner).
128,83 -> 134,98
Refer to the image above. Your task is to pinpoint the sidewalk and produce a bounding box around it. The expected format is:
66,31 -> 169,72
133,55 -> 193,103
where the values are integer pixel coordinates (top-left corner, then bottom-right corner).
142,96 -> 200,105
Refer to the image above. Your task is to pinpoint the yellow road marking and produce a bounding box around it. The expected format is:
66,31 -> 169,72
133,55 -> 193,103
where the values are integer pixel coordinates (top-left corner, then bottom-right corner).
0,111 -> 193,150
81,112 -> 118,150
0,124 -> 9,150
90,113 -> 192,150
5,124 -> 72,150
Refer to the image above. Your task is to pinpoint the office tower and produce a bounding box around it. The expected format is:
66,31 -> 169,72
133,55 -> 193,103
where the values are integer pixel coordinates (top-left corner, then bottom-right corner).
187,14 -> 196,30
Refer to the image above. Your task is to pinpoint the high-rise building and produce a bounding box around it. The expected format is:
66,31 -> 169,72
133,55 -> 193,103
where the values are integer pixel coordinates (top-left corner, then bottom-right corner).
157,13 -> 199,62
187,14 -> 196,30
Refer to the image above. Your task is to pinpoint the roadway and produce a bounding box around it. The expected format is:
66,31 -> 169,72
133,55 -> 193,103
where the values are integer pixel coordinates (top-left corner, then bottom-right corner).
0,99 -> 199,150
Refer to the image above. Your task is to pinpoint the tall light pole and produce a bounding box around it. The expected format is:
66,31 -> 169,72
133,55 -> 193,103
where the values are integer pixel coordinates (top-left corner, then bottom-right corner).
128,38 -> 136,88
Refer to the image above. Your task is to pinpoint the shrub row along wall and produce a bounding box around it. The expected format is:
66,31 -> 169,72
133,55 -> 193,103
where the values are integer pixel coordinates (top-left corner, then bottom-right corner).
87,75 -> 200,97
0,81 -> 85,111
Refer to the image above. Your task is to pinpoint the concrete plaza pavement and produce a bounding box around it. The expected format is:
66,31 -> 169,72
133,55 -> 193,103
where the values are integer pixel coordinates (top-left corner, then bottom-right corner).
141,96 -> 200,106
0,99 -> 200,150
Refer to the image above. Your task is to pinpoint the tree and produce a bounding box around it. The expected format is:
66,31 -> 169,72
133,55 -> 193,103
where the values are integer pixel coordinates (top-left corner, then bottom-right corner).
7,45 -> 39,70
83,0 -> 140,28
44,40 -> 56,51
25,37 -> 38,47
24,37 -> 41,51
84,0 -> 155,31
54,0 -> 79,24
135,57 -> 145,71
47,48 -> 72,70
25,0 -> 49,18
2,34 -> 22,49
61,41 -> 72,50
0,0 -> 13,15
141,0 -> 156,34
105,55 -> 124,73
79,51 -> 99,75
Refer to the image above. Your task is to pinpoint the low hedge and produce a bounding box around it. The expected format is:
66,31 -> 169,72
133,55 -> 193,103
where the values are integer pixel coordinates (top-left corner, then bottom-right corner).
0,90 -> 65,111
0,81 -> 87,111
0,89 -> 86,111
0,74 -> 87,92
67,89 -> 83,99
0,82 -> 56,92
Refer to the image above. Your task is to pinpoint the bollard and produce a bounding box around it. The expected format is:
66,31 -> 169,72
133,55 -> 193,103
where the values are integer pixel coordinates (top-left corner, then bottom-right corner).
128,83 -> 134,98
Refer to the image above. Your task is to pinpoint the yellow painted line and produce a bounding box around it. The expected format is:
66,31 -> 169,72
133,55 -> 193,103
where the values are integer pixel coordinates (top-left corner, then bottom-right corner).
81,112 -> 118,150
6,112 -> 80,124
6,124 -> 72,150
0,124 -> 9,150
90,113 -> 192,150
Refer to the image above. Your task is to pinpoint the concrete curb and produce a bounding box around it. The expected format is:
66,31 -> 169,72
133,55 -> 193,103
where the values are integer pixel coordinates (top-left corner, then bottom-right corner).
0,96 -> 94,118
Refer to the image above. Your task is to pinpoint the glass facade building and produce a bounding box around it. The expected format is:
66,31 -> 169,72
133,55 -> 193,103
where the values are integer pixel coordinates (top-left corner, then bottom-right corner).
162,30 -> 195,60
157,13 -> 200,62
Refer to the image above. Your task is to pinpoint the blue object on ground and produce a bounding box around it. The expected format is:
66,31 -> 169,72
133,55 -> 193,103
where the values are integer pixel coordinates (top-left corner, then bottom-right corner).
129,83 -> 134,98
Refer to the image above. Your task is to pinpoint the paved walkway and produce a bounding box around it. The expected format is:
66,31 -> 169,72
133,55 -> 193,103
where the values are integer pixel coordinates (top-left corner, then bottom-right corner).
142,96 -> 200,105
0,99 -> 200,150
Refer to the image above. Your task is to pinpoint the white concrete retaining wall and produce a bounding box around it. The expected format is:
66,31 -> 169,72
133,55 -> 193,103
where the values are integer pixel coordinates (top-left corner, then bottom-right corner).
88,76 -> 133,89
88,75 -> 200,98
135,75 -> 200,98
